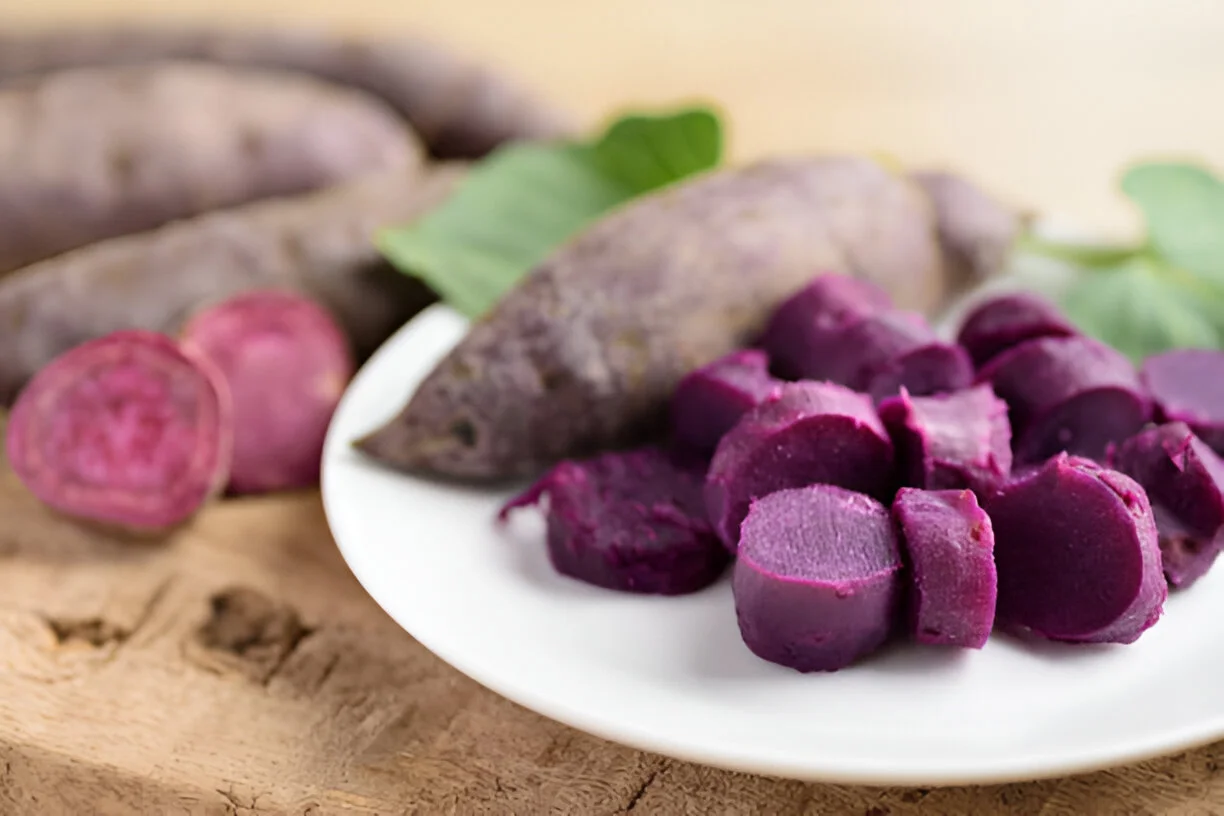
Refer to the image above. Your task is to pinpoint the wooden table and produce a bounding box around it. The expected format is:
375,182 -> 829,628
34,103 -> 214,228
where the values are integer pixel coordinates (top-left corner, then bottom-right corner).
6,2 -> 1224,813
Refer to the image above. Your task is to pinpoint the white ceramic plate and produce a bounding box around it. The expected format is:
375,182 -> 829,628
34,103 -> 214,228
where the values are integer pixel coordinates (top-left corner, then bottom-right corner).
322,303 -> 1224,786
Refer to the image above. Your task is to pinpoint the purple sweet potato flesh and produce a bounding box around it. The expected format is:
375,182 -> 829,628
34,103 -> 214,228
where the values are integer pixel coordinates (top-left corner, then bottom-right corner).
956,293 -> 1078,368
879,385 -> 1012,493
985,454 -> 1165,644
500,447 -> 729,595
762,272 -> 893,378
977,335 -> 1151,464
892,488 -> 997,648
860,340 -> 974,403
1152,507 -> 1223,589
670,349 -> 782,453
705,381 -> 895,551
734,484 -> 903,672
1110,422 -> 1224,589
180,289 -> 355,495
1141,350 -> 1224,456
5,329 -> 232,530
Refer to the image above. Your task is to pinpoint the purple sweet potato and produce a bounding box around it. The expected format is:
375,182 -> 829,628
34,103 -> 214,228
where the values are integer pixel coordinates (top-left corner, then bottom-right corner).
976,335 -> 1151,465
761,272 -> 893,378
0,26 -> 574,159
1110,422 -> 1224,588
734,484 -> 903,672
909,170 -> 1021,290
955,293 -> 1078,368
705,381 -> 895,551
985,454 -> 1166,644
1141,350 -> 1224,455
892,488 -> 997,648
5,330 -> 232,531
0,163 -> 466,406
499,447 -> 729,595
670,349 -> 782,453
180,290 -> 355,495
0,62 -> 423,275
357,156 -> 951,481
878,385 -> 1012,493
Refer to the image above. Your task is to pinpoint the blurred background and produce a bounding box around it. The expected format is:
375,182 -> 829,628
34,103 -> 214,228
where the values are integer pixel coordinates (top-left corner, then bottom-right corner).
6,0 -> 1223,234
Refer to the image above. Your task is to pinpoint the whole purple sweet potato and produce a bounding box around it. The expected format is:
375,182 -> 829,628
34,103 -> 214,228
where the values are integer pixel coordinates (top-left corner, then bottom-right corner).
0,62 -> 422,275
357,156 -> 951,481
705,381 -> 895,551
892,488 -> 997,649
499,447 -> 729,595
878,384 -> 1012,493
761,272 -> 893,379
734,484 -> 903,672
670,349 -> 782,454
976,335 -> 1151,465
180,289 -> 355,495
956,293 -> 1078,368
5,330 -> 233,531
1141,349 -> 1224,456
1110,422 -> 1224,589
909,170 -> 1020,291
985,454 -> 1166,644
0,25 -> 574,159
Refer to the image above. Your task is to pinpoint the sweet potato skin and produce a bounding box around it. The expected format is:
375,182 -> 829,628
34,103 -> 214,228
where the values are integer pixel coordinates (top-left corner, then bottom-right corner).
357,155 -> 950,481
0,62 -> 423,275
0,26 -> 574,159
0,164 -> 466,406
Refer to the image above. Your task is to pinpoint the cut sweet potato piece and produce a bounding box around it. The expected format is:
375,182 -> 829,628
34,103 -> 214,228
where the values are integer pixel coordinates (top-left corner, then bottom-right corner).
976,335 -> 1151,464
985,454 -> 1165,644
705,381 -> 895,551
5,330 -> 232,530
180,290 -> 355,494
499,447 -> 728,595
955,292 -> 1078,368
892,488 -> 996,648
1141,349 -> 1224,456
734,484 -> 902,672
878,385 -> 1012,493
670,349 -> 782,453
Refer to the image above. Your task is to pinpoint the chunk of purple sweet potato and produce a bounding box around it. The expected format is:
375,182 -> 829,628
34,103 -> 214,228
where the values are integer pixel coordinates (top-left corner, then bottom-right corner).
705,381 -> 895,551
5,330 -> 232,531
499,447 -> 729,595
985,454 -> 1165,644
762,272 -> 893,378
734,484 -> 903,672
1110,422 -> 1224,588
976,336 -> 1151,465
956,293 -> 1078,368
879,385 -> 1012,493
670,349 -> 782,453
892,488 -> 996,648
1141,350 -> 1224,456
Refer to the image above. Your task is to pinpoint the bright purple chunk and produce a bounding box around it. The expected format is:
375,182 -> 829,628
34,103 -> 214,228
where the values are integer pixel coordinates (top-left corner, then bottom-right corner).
670,349 -> 782,453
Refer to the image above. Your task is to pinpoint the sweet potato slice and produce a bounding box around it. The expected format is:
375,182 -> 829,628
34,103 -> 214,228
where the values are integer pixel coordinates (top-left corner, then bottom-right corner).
1141,349 -> 1224,456
670,349 -> 782,453
5,330 -> 232,530
499,448 -> 728,595
734,484 -> 902,672
985,454 -> 1165,644
878,384 -> 1012,493
955,292 -> 1078,368
1110,422 -> 1224,588
705,381 -> 895,551
976,336 -> 1151,464
892,488 -> 996,648
181,290 -> 355,494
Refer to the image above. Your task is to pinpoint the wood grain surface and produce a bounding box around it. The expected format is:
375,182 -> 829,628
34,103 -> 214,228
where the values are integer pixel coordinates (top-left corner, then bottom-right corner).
4,3 -> 1224,813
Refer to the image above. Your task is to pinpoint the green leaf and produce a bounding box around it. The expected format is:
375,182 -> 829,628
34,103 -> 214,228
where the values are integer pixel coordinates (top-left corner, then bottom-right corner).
1121,161 -> 1224,282
378,106 -> 724,318
1014,231 -> 1141,269
1060,255 -> 1222,363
